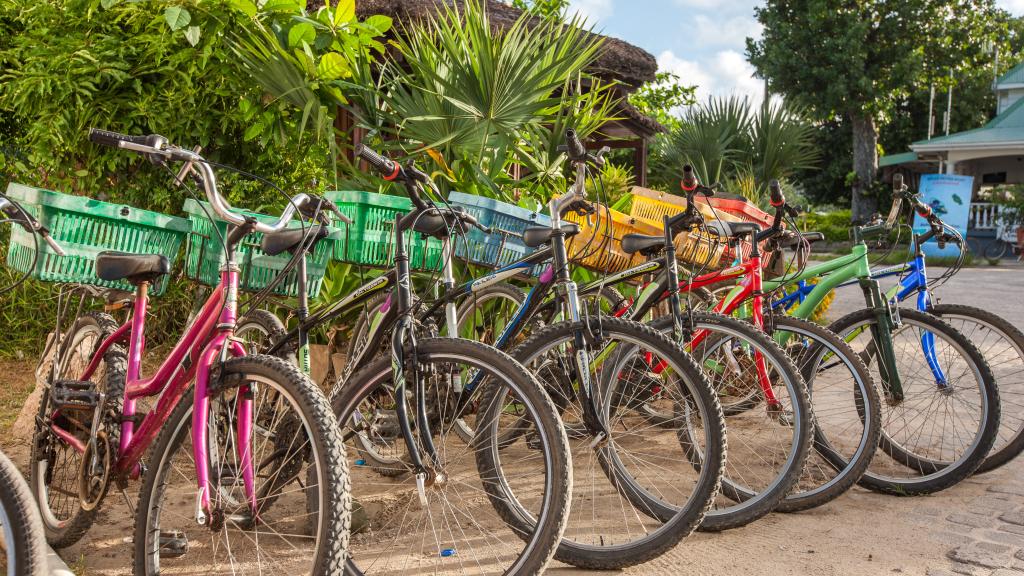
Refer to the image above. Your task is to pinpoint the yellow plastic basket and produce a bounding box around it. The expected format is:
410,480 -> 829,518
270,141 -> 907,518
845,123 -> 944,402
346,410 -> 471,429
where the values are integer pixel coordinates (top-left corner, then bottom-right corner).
564,205 -> 661,273
629,187 -> 741,224
564,205 -> 726,273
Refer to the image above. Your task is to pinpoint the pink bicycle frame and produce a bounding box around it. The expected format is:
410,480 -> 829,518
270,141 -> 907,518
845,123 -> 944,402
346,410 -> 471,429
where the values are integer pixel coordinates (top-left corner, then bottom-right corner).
53,267 -> 254,518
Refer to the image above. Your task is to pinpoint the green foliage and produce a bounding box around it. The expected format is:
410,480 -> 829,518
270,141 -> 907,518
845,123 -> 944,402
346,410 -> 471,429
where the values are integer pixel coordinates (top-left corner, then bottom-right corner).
989,183 -> 1024,227
796,209 -> 853,243
628,72 -> 697,131
0,0 -> 344,213
230,0 -> 388,167
348,0 -> 619,205
587,162 -> 634,206
510,0 -> 569,20
651,95 -> 820,207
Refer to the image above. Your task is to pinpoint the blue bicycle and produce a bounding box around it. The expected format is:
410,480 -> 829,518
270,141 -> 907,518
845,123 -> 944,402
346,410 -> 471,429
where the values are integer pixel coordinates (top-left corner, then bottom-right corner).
773,182 -> 1024,474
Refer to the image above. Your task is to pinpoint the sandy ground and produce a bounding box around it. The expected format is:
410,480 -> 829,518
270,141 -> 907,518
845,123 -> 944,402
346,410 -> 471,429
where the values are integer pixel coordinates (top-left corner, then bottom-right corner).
2,264 -> 1022,575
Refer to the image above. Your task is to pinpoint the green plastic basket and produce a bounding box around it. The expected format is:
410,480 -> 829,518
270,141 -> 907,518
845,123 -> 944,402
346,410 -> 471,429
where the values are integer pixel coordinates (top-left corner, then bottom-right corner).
324,191 -> 444,271
4,183 -> 189,295
182,199 -> 343,298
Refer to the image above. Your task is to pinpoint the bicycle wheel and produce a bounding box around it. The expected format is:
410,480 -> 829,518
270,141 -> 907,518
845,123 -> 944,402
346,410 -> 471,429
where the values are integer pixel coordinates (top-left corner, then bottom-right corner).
768,316 -> 881,512
928,303 -> 1024,473
29,312 -> 125,548
648,312 -> 812,531
333,338 -> 571,575
511,316 -> 726,569
0,449 -> 47,576
983,238 -> 1008,262
132,355 -> 350,575
236,309 -> 296,363
829,307 -> 999,495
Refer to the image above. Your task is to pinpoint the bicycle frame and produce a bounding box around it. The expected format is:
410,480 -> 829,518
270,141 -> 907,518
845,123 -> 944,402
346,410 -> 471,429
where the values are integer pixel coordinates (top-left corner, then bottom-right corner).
49,245 -> 252,523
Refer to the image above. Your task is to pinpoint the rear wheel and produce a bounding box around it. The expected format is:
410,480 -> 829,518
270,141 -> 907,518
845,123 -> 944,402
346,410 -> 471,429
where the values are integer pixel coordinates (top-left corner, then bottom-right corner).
928,303 -> 1024,473
649,313 -> 812,531
512,316 -> 726,568
829,307 -> 999,495
768,316 -> 881,512
29,312 -> 124,549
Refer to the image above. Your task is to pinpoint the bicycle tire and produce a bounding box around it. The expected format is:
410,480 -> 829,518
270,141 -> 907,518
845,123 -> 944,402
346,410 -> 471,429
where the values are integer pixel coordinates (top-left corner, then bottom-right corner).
984,238 -> 1008,261
766,316 -> 881,513
829,307 -> 999,495
511,316 -> 726,568
0,449 -> 47,576
928,303 -> 1024,473
647,312 -> 813,531
237,309 -> 296,364
29,311 -> 125,549
333,337 -> 571,575
132,355 -> 351,575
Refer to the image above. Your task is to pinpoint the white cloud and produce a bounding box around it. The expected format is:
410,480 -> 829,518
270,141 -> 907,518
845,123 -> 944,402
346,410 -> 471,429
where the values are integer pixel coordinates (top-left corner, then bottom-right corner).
567,0 -> 614,23
997,0 -> 1024,14
657,49 -> 763,106
692,14 -> 762,47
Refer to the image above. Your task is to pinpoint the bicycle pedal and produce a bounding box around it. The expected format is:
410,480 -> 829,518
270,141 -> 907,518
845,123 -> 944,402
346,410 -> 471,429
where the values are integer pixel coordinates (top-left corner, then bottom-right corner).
159,531 -> 189,558
52,379 -> 99,411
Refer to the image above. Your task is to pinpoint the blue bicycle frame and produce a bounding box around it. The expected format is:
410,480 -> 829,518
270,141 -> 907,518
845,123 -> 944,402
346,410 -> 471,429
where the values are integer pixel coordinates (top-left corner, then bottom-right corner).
772,251 -> 948,387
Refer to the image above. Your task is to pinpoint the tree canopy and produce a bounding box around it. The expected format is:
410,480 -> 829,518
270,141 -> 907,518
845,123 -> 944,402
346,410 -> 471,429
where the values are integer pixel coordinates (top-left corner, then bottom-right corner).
748,0 -> 1006,220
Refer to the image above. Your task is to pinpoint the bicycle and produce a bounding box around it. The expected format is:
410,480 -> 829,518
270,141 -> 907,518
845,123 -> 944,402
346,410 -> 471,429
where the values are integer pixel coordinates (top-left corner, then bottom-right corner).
27,129 -> 351,575
790,178 -> 1024,475
758,175 -> 1000,495
248,131 -> 728,569
982,223 -> 1022,262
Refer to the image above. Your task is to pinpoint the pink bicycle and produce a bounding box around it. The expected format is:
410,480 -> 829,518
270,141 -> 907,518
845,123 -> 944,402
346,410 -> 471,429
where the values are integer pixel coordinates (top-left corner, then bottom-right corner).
27,130 -> 350,575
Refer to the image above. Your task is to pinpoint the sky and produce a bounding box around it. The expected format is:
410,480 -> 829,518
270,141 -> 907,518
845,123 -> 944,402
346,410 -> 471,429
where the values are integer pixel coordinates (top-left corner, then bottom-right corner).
566,0 -> 1024,105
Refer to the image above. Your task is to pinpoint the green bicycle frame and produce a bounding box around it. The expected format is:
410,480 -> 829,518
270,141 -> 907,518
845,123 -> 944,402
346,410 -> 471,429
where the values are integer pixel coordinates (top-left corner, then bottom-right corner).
744,242 -> 905,400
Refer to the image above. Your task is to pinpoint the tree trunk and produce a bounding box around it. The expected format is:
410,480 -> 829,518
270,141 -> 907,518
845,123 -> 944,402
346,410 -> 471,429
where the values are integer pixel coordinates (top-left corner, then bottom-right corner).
849,112 -> 879,222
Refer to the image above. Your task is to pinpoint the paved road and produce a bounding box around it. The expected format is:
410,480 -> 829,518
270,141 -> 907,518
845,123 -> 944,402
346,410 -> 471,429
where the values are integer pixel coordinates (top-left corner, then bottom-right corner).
556,264 -> 1024,576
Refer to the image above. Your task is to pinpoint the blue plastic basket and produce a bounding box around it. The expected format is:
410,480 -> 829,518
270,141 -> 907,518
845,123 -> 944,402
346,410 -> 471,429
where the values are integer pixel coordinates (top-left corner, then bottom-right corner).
446,192 -> 550,274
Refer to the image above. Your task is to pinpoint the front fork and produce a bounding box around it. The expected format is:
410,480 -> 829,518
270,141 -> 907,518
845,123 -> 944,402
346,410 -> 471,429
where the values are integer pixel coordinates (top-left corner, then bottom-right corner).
563,280 -> 610,442
859,278 -> 905,402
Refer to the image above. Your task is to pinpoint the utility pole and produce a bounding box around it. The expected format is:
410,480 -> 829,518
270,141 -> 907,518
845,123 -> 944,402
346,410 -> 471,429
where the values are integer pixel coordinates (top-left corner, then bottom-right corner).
944,68 -> 953,136
928,83 -> 936,140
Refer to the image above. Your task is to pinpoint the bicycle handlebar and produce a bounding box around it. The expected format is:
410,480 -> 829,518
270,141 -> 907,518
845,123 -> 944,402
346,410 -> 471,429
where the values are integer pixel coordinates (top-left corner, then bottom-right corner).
89,128 -> 310,235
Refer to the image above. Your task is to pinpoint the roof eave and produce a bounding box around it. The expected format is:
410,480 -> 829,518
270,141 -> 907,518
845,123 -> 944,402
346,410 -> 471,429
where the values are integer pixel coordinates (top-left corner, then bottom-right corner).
911,140 -> 1024,153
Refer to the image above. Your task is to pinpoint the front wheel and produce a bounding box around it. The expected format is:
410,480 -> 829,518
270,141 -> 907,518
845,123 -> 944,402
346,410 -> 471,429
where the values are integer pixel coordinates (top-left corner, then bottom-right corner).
829,307 -> 999,496
334,338 -> 571,575
132,355 -> 351,575
0,449 -> 47,576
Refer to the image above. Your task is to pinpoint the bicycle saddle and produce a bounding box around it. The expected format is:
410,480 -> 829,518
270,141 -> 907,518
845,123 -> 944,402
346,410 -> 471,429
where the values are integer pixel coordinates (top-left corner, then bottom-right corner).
95,251 -> 170,285
620,234 -> 666,256
261,225 -> 330,256
704,220 -> 761,239
522,224 -> 580,248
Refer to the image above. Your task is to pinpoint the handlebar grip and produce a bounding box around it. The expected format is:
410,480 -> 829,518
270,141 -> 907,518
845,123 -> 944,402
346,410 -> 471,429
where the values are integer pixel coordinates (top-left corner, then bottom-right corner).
564,129 -> 586,161
88,128 -> 150,148
680,165 -> 698,192
915,202 -> 933,219
769,180 -> 785,207
354,144 -> 401,180
893,173 -> 904,191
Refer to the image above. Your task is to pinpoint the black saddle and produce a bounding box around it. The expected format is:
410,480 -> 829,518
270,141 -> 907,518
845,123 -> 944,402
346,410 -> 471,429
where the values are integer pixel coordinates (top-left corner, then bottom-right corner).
95,251 -> 170,285
620,234 -> 666,256
261,225 -> 330,256
522,223 -> 580,249
704,220 -> 762,240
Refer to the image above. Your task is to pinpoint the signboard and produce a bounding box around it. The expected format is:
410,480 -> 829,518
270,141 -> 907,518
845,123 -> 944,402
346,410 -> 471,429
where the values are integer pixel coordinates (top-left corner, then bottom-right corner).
915,174 -> 973,257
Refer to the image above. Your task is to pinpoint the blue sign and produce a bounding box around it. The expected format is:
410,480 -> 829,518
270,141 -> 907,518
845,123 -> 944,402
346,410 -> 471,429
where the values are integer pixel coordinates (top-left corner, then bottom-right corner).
915,174 -> 973,257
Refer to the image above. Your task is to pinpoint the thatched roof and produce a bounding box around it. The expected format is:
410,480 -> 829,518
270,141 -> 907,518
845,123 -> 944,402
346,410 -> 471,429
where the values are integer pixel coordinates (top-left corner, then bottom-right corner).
351,0 -> 658,90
